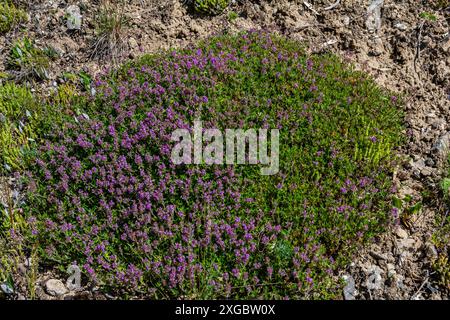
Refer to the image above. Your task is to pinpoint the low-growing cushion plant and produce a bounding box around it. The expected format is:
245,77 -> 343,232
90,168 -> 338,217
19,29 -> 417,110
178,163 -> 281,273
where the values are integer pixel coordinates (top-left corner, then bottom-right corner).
0,82 -> 80,173
0,82 -> 40,172
25,31 -> 404,299
190,0 -> 229,15
0,81 -> 81,297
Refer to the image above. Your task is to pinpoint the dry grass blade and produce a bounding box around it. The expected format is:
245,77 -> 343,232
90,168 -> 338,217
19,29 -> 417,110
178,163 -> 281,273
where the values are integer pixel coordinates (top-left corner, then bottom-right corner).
89,0 -> 129,64
324,0 -> 341,11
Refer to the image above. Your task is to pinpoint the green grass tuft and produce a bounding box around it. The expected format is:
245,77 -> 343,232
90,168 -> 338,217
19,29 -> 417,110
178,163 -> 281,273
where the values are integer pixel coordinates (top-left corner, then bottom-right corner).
0,0 -> 27,34
90,1 -> 128,63
6,37 -> 54,82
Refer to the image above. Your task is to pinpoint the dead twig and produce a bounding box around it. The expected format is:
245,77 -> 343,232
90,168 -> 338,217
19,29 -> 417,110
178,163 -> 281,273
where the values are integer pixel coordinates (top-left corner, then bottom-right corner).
410,270 -> 435,300
414,21 -> 425,77
303,1 -> 319,15
324,0 -> 341,11
440,210 -> 449,228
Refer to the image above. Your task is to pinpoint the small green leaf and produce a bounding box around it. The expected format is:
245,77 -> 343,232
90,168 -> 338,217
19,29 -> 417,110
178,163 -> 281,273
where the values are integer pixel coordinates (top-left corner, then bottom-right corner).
407,202 -> 422,215
441,178 -> 450,196
392,196 -> 403,209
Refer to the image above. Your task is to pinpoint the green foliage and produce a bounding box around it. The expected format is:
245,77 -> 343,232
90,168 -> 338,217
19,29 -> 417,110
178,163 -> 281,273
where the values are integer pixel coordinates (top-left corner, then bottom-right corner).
90,1 -> 128,62
419,11 -> 438,21
62,71 -> 92,92
0,83 -> 39,172
0,82 -> 78,173
193,0 -> 229,15
228,10 -> 238,22
78,71 -> 92,91
392,195 -> 423,214
442,178 -> 450,199
6,37 -> 53,81
25,32 -> 404,299
55,83 -> 78,106
0,0 -> 27,34
0,82 -> 78,296
392,194 -> 422,229
0,176 -> 29,297
95,3 -> 128,36
433,155 -> 450,289
0,71 -> 9,79
433,255 -> 450,289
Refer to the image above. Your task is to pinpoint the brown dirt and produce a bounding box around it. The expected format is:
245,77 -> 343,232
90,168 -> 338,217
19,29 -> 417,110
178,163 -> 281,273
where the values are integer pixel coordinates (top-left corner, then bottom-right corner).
1,0 -> 449,300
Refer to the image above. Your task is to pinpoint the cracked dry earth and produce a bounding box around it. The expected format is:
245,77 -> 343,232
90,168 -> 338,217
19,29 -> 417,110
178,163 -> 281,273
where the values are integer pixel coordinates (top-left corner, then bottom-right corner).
1,0 -> 449,300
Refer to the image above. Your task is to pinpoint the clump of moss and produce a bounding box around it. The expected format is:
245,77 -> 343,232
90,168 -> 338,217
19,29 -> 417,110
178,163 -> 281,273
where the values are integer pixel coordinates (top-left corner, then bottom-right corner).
193,0 -> 229,15
0,83 -> 39,171
0,82 -> 76,172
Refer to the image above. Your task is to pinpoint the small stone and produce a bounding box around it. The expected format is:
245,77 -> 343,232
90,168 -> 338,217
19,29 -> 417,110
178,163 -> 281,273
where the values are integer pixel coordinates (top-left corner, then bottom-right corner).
365,265 -> 383,290
386,252 -> 396,263
443,39 -> 450,52
424,242 -> 438,260
189,20 -> 202,34
398,185 -> 416,199
60,36 -> 79,53
49,41 -> 66,57
129,37 -> 138,50
430,119 -> 446,131
0,283 -> 14,295
433,132 -> 450,159
366,0 -> 383,34
425,158 -> 435,167
66,265 -> 82,291
420,167 -> 432,177
64,291 -> 91,300
18,263 -> 27,275
394,226 -> 408,239
369,250 -> 387,261
342,275 -> 357,300
397,238 -> 416,250
66,5 -> 82,30
342,16 -> 350,26
386,263 -> 396,278
430,292 -> 442,300
394,22 -> 408,31
45,279 -> 68,297
368,38 -> 384,56
411,158 -> 426,171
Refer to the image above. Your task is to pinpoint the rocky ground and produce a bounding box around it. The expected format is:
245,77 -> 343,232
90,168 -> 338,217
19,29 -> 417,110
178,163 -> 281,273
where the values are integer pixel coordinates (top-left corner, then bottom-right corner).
0,0 -> 449,300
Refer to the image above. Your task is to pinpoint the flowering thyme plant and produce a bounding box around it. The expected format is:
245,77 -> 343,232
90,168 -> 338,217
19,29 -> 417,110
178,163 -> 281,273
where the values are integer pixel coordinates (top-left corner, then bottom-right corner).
24,31 -> 403,299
